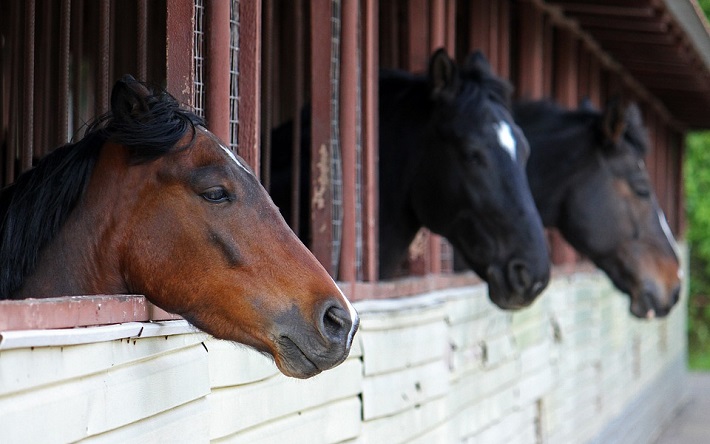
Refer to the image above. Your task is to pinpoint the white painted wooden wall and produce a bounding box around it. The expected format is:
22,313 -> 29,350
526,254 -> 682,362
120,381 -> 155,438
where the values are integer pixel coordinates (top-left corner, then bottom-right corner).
0,270 -> 688,443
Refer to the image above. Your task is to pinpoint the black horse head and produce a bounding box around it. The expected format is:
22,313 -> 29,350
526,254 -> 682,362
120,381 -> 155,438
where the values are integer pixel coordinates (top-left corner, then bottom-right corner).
518,99 -> 681,318
379,49 -> 550,307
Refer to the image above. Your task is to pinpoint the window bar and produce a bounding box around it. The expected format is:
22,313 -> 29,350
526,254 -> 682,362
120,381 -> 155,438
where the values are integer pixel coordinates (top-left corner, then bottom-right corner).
291,0 -> 304,233
58,0 -> 71,145
97,0 -> 111,115
261,0 -> 273,188
70,0 -> 83,136
137,0 -> 148,81
22,0 -> 35,172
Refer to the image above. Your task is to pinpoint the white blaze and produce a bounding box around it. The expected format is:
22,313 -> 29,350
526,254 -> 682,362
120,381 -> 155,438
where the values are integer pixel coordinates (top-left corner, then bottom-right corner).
219,143 -> 251,174
495,121 -> 517,160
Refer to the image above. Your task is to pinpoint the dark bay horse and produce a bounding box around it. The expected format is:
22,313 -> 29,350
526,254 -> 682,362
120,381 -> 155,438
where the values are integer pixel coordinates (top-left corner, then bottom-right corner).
272,50 -> 550,308
515,99 -> 681,318
0,76 -> 358,379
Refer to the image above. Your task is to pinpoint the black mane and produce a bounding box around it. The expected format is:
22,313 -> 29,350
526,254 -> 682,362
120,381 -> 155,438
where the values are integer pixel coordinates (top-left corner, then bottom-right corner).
0,77 -> 203,299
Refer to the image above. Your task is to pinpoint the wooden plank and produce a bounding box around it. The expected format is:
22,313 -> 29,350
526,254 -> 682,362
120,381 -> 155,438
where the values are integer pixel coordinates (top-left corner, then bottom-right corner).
0,344 -> 210,443
214,397 -> 361,444
0,330 -> 204,396
208,358 -> 362,439
360,395 -> 448,444
361,359 -> 449,420
79,398 -> 210,444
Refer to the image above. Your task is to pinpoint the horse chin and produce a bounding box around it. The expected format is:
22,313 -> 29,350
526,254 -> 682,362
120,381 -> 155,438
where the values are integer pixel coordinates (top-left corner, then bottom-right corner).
274,336 -> 323,379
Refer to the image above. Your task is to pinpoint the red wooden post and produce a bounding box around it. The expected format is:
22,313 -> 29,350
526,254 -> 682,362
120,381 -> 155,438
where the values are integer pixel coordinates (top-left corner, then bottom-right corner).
205,0 -> 231,143
361,0 -> 379,281
310,0 -> 335,275
166,0 -> 195,105
236,0 -> 262,172
339,0 -> 359,281
517,1 -> 544,99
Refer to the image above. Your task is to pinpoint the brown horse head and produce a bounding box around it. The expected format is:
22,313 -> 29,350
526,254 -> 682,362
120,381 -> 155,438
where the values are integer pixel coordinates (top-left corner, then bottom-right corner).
0,76 -> 358,378
519,98 -> 681,318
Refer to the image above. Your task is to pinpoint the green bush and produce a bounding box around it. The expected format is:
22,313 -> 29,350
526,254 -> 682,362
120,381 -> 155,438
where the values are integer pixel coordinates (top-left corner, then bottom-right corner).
685,132 -> 710,369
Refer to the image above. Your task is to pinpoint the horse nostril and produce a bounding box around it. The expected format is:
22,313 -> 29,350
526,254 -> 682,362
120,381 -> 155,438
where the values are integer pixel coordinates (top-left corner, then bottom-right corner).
320,304 -> 352,344
507,259 -> 532,294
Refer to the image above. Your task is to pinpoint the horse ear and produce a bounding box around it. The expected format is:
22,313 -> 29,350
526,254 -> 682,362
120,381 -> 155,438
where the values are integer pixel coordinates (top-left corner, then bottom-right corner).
600,97 -> 627,147
463,50 -> 492,75
428,48 -> 460,102
625,102 -> 643,127
110,74 -> 151,119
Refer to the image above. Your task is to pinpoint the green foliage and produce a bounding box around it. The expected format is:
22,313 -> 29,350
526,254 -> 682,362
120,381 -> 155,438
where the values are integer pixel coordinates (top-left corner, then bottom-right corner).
685,132 -> 710,369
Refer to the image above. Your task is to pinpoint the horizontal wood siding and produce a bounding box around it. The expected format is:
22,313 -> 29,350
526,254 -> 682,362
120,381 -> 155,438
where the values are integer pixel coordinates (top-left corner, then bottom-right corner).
0,247 -> 689,442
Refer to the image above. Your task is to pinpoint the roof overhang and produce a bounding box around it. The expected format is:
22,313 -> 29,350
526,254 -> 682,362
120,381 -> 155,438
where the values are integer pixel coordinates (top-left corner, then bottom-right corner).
548,0 -> 710,130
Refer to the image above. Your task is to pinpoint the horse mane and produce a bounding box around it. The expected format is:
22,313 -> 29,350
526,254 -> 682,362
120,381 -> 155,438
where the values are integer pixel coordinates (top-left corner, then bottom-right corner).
0,77 -> 204,299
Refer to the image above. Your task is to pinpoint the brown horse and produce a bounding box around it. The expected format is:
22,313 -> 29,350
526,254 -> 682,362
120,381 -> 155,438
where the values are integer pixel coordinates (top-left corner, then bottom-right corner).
516,99 -> 681,318
0,76 -> 358,378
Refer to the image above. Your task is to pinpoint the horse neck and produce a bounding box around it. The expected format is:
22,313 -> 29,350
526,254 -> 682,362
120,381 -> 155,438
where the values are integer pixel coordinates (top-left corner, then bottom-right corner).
17,143 -> 132,297
523,113 -> 597,227
378,74 -> 433,278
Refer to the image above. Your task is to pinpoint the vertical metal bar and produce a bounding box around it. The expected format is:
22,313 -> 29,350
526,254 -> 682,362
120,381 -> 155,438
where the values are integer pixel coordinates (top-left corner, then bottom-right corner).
6,0 -> 21,184
338,0 -> 359,282
205,0 -> 231,142
166,0 -> 195,105
261,0 -> 273,187
137,0 -> 148,80
361,0 -> 378,281
21,0 -> 35,172
71,0 -> 83,135
97,0 -> 111,115
236,0 -> 261,172
290,0 -> 304,233
58,0 -> 72,144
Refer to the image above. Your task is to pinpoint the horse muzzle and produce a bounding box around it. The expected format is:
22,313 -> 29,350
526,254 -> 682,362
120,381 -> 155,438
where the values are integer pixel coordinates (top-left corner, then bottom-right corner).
273,300 -> 359,378
486,260 -> 549,310
630,280 -> 681,319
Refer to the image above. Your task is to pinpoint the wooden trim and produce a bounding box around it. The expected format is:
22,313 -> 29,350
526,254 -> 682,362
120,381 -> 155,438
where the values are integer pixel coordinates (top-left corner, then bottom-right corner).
204,0 -> 232,143
236,0 -> 262,172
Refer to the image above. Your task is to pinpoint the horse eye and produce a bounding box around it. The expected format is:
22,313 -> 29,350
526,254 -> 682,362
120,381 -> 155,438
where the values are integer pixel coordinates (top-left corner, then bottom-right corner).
201,187 -> 230,203
464,149 -> 485,165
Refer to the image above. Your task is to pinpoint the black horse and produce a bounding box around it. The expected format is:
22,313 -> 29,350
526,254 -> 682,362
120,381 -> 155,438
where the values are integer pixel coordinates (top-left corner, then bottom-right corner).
515,99 -> 681,318
272,49 -> 550,308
